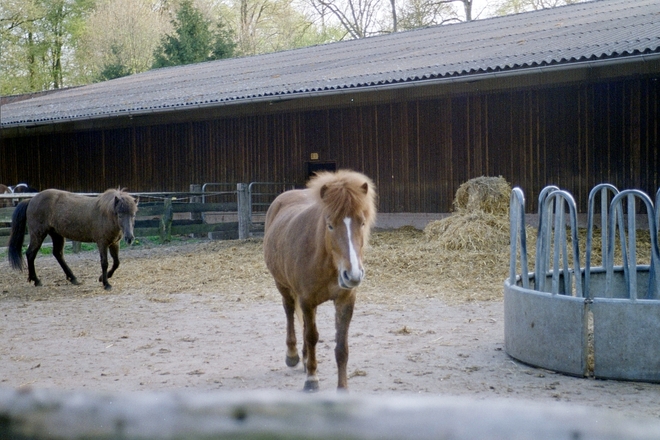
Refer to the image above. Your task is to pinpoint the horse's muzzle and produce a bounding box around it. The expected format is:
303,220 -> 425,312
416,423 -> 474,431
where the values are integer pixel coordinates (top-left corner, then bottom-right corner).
339,268 -> 364,289
124,233 -> 135,245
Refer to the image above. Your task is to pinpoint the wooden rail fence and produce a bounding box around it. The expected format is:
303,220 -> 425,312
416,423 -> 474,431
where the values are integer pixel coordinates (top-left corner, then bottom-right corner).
0,182 -> 295,246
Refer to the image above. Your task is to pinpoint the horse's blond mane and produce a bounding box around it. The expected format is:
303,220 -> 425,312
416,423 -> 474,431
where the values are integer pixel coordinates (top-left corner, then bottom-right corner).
97,188 -> 136,216
309,170 -> 377,229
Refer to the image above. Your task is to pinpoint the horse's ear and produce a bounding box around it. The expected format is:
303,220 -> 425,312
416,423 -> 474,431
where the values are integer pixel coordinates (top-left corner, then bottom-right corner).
320,184 -> 328,199
361,182 -> 369,194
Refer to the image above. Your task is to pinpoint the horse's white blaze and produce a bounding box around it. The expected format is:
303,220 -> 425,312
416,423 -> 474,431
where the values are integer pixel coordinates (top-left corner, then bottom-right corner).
343,217 -> 362,280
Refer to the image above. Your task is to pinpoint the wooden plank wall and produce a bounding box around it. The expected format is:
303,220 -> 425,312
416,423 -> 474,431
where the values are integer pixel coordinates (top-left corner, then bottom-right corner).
1,76 -> 658,213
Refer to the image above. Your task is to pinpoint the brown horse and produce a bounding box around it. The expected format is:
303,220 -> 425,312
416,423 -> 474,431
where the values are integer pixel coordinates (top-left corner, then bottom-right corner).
0,184 -> 11,208
263,170 -> 377,391
0,183 -> 38,207
8,188 -> 137,290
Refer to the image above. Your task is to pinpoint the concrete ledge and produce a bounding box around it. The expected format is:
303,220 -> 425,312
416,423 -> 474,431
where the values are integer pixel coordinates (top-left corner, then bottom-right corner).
375,213 -> 449,230
1,388 -> 659,439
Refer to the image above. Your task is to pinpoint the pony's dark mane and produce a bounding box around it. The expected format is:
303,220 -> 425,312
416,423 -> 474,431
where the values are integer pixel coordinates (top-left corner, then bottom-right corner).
309,170 -> 376,228
97,188 -> 136,216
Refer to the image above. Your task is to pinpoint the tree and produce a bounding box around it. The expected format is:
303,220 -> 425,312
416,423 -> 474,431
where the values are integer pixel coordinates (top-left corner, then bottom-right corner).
495,0 -> 584,15
0,0 -> 94,94
308,0 -> 383,39
77,0 -> 171,82
397,0 -> 459,30
228,0 -> 339,55
152,0 -> 235,68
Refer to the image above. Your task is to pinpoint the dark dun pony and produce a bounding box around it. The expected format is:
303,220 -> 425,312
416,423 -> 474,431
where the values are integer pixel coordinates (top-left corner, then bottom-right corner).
264,170 -> 377,391
8,188 -> 137,290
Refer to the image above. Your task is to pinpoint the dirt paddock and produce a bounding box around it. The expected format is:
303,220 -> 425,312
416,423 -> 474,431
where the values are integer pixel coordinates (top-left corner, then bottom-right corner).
1,229 -> 659,421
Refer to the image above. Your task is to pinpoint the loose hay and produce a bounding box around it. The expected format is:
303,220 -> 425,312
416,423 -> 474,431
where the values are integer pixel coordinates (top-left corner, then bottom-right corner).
424,211 -> 509,252
3,170 -> 649,306
2,226 -> 650,306
0,176 -> 518,305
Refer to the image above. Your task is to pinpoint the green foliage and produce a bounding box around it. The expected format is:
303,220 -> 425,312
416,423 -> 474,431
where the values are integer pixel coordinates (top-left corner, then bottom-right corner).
98,44 -> 131,81
152,0 -> 235,68
0,0 -> 96,94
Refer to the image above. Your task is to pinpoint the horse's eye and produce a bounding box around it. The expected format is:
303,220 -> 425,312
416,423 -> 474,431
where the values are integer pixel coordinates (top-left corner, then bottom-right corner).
327,224 -> 334,231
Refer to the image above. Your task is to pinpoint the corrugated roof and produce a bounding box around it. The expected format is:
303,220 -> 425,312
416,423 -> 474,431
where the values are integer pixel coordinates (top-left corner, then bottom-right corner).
2,0 -> 659,128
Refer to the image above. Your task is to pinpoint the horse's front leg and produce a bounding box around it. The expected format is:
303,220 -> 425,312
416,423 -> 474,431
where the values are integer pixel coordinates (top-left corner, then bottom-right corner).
301,302 -> 319,392
50,233 -> 80,285
334,292 -> 356,390
97,244 -> 112,290
278,287 -> 300,367
106,241 -> 120,279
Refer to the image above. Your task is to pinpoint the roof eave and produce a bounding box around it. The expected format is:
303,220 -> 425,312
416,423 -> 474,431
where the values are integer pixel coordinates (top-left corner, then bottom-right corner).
3,52 -> 660,133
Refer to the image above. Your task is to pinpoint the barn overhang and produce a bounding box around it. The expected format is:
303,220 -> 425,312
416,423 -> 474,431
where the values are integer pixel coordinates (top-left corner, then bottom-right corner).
3,52 -> 659,139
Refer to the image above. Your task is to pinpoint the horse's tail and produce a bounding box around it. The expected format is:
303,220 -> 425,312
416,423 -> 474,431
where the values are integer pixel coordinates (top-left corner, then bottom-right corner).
8,200 -> 29,271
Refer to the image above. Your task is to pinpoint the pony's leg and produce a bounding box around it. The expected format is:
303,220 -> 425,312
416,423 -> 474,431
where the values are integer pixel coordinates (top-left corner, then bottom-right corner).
277,284 -> 300,367
106,242 -> 120,279
300,301 -> 320,391
50,233 -> 80,285
334,292 -> 356,390
97,244 -> 112,290
25,233 -> 46,286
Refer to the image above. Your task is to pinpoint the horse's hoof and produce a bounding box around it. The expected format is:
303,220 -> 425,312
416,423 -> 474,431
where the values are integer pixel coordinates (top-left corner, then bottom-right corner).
286,354 -> 300,367
303,380 -> 319,392
104,284 -> 112,291
70,278 -> 81,285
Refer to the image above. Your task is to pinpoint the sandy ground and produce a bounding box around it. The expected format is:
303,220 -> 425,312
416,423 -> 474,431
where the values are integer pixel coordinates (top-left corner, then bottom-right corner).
1,232 -> 659,421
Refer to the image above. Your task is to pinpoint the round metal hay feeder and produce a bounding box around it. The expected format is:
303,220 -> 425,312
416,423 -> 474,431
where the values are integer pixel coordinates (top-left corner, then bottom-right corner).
505,185 -> 660,382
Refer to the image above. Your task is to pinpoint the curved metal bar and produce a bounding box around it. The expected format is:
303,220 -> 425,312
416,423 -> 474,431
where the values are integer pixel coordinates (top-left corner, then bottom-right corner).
542,190 -> 582,297
606,190 -> 660,299
509,188 -> 529,288
535,185 -> 559,292
585,184 -> 618,299
656,188 -> 660,231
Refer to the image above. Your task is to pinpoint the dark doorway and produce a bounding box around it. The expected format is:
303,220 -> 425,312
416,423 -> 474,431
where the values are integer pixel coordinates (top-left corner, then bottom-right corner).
306,161 -> 337,180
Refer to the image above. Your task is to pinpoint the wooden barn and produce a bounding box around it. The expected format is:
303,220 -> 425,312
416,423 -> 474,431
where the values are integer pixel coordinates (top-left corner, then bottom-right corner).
1,0 -> 659,214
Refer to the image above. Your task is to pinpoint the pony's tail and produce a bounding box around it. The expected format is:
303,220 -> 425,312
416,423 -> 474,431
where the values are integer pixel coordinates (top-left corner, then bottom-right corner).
8,200 -> 29,271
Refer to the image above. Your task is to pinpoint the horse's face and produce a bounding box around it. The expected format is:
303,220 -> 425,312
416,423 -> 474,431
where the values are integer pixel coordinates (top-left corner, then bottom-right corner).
325,213 -> 367,290
115,196 -> 137,245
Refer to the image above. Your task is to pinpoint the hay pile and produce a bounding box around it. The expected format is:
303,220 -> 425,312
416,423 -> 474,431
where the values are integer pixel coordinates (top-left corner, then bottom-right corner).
453,176 -> 511,215
425,176 -> 511,252
402,176 -> 516,302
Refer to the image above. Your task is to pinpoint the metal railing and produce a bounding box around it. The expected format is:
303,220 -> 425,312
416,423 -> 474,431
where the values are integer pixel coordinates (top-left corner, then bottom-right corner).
506,184 -> 660,381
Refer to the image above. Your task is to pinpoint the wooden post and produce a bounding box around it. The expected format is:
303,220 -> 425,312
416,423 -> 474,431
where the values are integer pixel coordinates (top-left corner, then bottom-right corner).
190,184 -> 202,238
72,241 -> 81,253
237,183 -> 250,240
160,197 -> 173,243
